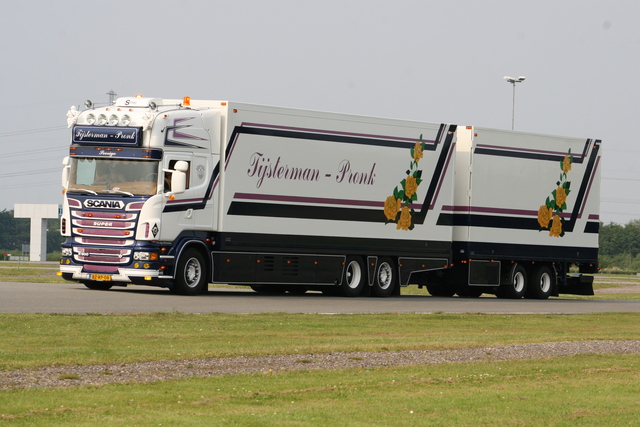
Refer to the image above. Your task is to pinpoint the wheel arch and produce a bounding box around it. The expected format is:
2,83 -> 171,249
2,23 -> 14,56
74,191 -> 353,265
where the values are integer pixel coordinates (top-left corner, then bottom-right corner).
174,239 -> 212,281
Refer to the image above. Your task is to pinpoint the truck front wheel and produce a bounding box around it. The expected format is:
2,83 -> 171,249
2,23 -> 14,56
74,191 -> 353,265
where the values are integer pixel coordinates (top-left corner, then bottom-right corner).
172,248 -> 207,296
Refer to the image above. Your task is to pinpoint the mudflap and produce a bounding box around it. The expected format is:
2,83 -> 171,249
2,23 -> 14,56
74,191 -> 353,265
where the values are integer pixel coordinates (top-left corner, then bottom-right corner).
558,274 -> 595,296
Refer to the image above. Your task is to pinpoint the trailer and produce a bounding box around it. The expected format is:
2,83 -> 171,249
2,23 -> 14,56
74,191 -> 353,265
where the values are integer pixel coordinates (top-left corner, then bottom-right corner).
60,96 -> 600,298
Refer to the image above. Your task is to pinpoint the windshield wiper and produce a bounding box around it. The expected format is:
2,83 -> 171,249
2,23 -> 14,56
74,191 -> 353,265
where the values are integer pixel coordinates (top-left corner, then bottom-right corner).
108,189 -> 135,197
67,188 -> 98,195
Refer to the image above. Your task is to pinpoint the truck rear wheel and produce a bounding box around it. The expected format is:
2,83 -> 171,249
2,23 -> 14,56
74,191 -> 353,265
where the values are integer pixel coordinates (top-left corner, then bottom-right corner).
172,248 -> 207,296
342,257 -> 366,297
526,265 -> 554,299
372,257 -> 396,297
498,264 -> 527,299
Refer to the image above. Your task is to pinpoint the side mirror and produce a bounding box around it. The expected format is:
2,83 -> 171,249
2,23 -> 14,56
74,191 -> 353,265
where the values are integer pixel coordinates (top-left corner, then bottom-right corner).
61,156 -> 70,188
170,170 -> 186,195
174,160 -> 189,172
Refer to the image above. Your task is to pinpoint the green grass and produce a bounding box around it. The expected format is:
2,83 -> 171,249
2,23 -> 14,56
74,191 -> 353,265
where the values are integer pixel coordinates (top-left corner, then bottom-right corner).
1,312 -> 640,371
1,353 -> 639,425
0,262 -> 65,283
1,284 -> 639,424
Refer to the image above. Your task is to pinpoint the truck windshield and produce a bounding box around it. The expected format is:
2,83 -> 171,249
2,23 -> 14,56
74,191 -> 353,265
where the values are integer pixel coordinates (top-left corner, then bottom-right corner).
68,158 -> 160,196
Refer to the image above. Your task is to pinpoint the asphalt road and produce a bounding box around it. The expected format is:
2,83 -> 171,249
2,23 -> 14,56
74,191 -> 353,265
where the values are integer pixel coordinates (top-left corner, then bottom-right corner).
2,281 -> 640,314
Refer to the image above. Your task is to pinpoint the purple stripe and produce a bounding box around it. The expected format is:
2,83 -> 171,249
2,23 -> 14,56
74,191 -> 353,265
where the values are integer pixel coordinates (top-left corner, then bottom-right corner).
442,205 -> 572,219
241,122 -> 436,145
234,192 -> 389,209
83,265 -> 120,272
475,143 -> 585,159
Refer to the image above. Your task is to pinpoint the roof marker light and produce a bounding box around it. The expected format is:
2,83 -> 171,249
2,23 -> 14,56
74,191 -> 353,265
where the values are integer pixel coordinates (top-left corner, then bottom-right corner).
183,96 -> 191,106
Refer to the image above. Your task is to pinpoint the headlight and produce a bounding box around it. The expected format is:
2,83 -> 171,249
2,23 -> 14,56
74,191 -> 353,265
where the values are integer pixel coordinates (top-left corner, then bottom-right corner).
134,252 -> 159,261
120,114 -> 131,126
134,252 -> 150,261
108,114 -> 119,126
86,113 -> 96,125
97,114 -> 108,126
61,248 -> 73,257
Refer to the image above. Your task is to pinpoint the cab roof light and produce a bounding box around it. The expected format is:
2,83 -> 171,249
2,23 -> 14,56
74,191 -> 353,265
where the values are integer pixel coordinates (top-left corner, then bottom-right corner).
183,96 -> 191,106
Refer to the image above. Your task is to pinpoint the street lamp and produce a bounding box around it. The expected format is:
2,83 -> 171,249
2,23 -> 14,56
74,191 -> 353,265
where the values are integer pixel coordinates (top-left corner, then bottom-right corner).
503,76 -> 525,130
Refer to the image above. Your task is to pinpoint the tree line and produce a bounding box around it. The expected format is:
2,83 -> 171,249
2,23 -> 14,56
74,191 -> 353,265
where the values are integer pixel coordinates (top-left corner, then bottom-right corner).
0,209 -> 64,257
0,208 -> 638,271
599,219 -> 640,272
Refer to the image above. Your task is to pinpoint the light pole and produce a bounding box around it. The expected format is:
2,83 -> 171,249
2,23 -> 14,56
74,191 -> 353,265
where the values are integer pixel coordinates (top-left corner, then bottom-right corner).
503,76 -> 525,130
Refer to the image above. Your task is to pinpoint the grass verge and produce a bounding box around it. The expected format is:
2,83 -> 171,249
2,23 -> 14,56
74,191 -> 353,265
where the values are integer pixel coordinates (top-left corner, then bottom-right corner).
1,353 -> 639,425
1,312 -> 640,370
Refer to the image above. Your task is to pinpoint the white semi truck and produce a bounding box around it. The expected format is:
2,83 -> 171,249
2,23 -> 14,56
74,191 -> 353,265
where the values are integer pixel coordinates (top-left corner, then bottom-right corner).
60,96 -> 601,299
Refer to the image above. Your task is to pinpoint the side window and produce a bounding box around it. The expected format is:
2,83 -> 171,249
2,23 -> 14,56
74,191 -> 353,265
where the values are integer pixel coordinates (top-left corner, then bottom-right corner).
164,160 -> 191,192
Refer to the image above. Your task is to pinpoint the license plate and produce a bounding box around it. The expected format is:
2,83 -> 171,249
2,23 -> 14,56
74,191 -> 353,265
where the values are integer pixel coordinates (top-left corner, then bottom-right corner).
91,274 -> 112,281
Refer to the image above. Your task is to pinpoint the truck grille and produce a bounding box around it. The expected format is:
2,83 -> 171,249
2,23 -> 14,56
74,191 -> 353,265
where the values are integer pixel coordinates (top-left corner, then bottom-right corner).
73,247 -> 131,264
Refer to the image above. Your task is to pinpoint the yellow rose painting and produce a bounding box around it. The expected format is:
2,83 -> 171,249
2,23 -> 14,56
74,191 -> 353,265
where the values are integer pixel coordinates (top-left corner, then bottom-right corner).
537,205 -> 553,228
404,175 -> 418,199
537,149 -> 572,238
555,186 -> 567,208
562,155 -> 572,174
412,141 -> 424,162
396,206 -> 412,230
384,196 -> 401,221
549,215 -> 563,237
384,134 -> 426,231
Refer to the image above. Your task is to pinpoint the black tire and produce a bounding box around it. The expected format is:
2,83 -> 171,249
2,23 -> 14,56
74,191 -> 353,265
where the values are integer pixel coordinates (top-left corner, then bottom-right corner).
341,256 -> 366,297
83,281 -> 113,291
498,264 -> 527,299
426,284 -> 456,297
526,265 -> 554,299
172,248 -> 207,296
456,286 -> 484,298
372,257 -> 396,297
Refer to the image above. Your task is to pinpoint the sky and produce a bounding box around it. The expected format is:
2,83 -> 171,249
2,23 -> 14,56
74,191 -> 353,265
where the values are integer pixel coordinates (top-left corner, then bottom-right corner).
1,0 -> 638,224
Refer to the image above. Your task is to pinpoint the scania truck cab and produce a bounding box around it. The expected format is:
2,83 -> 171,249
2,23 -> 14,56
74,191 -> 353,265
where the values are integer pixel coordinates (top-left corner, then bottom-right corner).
60,96 -> 217,294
